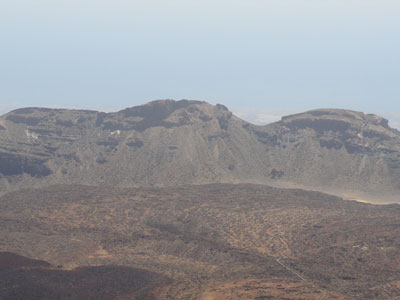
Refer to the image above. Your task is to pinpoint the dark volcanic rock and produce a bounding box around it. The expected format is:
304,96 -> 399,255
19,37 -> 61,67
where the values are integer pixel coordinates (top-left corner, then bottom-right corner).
0,252 -> 169,300
0,152 -> 52,177
0,252 -> 51,269
118,99 -> 205,132
6,115 -> 41,126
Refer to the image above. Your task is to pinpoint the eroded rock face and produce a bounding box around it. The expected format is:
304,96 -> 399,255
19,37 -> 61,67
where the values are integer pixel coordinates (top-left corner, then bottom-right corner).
0,152 -> 52,177
251,109 -> 400,197
279,109 -> 394,143
0,101 -> 399,199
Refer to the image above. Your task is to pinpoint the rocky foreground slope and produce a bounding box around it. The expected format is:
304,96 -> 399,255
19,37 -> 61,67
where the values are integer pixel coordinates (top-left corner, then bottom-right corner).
0,99 -> 399,200
1,184 -> 399,299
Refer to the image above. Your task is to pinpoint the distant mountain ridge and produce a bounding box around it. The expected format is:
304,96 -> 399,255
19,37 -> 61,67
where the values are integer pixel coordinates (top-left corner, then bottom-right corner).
0,99 -> 399,201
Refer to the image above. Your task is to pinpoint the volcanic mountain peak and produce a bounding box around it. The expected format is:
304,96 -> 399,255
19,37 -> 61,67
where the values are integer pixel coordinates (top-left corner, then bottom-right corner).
0,100 -> 399,201
0,99 -> 233,133
282,108 -> 385,126
278,108 -> 397,139
112,99 -> 233,131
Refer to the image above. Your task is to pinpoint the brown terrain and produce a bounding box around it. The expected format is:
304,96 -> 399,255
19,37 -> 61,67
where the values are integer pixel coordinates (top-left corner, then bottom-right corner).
1,184 -> 399,299
1,100 -> 400,299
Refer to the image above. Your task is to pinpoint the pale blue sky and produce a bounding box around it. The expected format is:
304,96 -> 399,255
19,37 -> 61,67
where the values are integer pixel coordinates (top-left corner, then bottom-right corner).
1,1 -> 400,126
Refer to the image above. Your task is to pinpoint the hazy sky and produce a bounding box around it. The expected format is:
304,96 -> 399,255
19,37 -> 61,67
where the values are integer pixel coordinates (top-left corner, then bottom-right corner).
1,1 -> 400,127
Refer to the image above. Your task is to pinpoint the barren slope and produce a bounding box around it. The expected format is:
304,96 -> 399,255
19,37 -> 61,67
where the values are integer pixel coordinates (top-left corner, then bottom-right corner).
1,184 -> 399,299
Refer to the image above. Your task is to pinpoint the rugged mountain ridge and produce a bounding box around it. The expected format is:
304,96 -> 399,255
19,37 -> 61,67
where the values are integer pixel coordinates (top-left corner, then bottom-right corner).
0,99 -> 399,201
251,108 -> 400,200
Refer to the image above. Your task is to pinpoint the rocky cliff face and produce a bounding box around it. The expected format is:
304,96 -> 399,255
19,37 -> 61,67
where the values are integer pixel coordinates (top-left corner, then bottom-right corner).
0,100 -> 399,200
248,109 -> 400,199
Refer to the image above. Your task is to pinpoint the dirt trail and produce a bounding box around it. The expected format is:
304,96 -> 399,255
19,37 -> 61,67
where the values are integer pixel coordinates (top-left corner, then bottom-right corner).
275,229 -> 328,300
